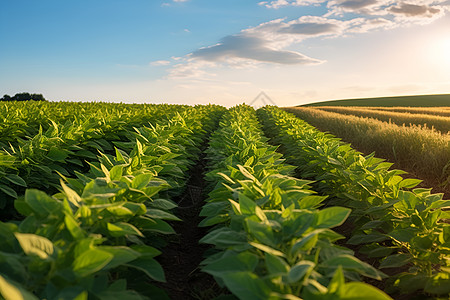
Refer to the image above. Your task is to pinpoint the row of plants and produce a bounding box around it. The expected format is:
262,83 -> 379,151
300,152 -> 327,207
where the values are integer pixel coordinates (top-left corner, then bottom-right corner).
199,105 -> 391,299
314,106 -> 450,134
283,106 -> 450,188
257,106 -> 450,298
0,104 -> 192,216
0,105 -> 224,299
0,101 -> 189,149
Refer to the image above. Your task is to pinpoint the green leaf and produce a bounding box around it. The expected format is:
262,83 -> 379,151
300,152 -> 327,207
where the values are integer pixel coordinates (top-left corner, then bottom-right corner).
107,222 -> 144,237
61,180 -> 81,208
237,165 -> 256,181
0,184 -> 17,198
47,147 -> 69,161
424,272 -> 450,295
5,174 -> 27,187
239,193 -> 257,215
399,179 -> 422,189
0,275 -> 39,300
132,173 -> 153,190
288,261 -> 315,284
379,254 -> 411,269
109,165 -> 124,181
322,254 -> 385,280
64,213 -> 85,240
347,233 -> 388,245
200,228 -> 247,248
14,233 -> 54,260
246,219 -> 274,246
137,217 -> 175,234
316,207 -> 351,228
72,248 -> 113,277
25,189 -> 62,218
221,272 -> 271,300
146,209 -> 181,221
101,246 -> 141,270
290,229 -> 324,256
203,251 -> 259,277
340,282 -> 393,300
265,253 -> 289,276
249,242 -> 285,257
126,257 -> 166,282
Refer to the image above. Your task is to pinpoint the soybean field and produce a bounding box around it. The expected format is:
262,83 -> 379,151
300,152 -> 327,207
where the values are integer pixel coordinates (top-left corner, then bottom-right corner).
0,101 -> 449,300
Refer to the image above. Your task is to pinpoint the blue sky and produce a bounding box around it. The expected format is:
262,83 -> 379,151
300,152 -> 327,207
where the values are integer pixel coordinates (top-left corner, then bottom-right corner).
1,0 -> 449,106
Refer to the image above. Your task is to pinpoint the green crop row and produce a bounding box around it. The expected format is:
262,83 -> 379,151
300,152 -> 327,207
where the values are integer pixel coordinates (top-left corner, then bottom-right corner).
258,106 -> 450,298
0,101 -> 190,149
199,105 -> 391,299
0,105 -> 223,299
0,104 -> 194,218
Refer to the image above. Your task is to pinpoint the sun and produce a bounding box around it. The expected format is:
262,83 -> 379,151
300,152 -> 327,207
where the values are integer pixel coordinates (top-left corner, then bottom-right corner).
429,36 -> 450,69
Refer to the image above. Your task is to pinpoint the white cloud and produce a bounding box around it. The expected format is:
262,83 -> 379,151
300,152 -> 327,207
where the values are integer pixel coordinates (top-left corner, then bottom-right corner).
150,60 -> 171,66
191,34 -> 324,65
259,0 -> 326,8
262,0 -> 450,25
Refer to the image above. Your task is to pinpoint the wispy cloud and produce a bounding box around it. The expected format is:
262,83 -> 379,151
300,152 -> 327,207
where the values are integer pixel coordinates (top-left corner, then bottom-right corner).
150,60 -> 171,66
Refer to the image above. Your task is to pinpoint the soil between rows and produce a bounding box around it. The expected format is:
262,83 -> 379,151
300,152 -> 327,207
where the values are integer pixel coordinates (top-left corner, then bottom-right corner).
155,146 -> 225,299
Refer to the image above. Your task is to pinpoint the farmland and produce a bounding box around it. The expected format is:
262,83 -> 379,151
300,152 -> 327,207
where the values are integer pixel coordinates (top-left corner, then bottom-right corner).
1,101 -> 450,300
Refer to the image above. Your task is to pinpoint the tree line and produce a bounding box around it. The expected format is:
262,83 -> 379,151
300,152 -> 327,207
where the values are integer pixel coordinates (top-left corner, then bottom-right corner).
1,93 -> 47,101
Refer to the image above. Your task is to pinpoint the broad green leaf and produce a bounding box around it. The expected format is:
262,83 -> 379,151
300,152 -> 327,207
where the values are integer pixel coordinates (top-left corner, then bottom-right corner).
239,193 -> 257,215
107,222 -> 144,237
14,233 -> 54,260
0,184 -> 17,198
0,275 -> 39,300
146,209 -> 181,221
25,189 -> 62,218
5,174 -> 27,187
73,248 -> 113,277
132,173 -> 153,190
347,233 -> 388,245
399,179 -> 422,189
130,245 -> 161,258
322,254 -> 385,280
106,206 -> 134,217
200,228 -> 247,248
246,219 -> 274,246
379,254 -> 411,269
109,165 -> 124,181
237,165 -> 256,181
126,257 -> 166,282
288,260 -> 315,284
265,253 -> 289,276
424,272 -> 450,295
316,207 -> 351,228
61,180 -> 81,207
101,246 -> 141,270
221,272 -> 271,300
249,242 -> 285,257
64,213 -> 84,240
137,217 -> 175,234
340,282 -> 393,300
203,251 -> 259,277
290,229 -> 324,256
47,147 -> 69,161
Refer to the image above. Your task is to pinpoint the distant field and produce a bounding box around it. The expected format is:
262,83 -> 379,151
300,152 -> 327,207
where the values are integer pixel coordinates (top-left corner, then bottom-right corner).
301,94 -> 450,107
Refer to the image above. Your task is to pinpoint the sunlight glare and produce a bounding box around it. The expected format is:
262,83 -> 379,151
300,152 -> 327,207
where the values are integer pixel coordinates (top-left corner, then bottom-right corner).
429,36 -> 450,69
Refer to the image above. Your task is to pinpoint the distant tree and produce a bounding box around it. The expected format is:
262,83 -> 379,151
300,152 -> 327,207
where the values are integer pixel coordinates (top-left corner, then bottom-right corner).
1,94 -> 11,101
0,93 -> 47,101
